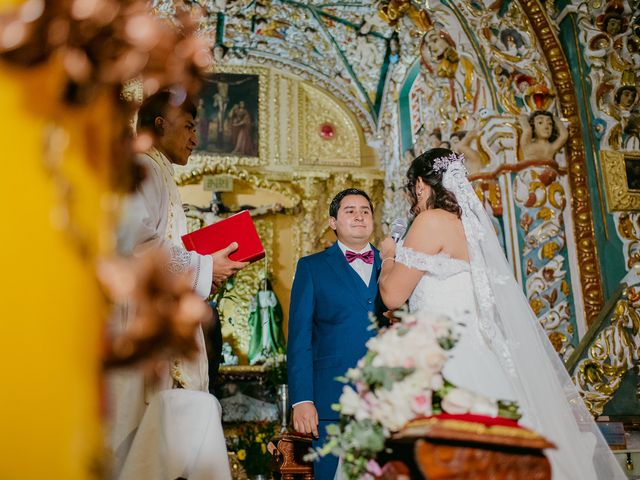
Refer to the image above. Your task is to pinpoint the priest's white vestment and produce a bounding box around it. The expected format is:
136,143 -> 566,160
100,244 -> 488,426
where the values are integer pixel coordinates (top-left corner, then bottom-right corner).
108,148 -> 230,479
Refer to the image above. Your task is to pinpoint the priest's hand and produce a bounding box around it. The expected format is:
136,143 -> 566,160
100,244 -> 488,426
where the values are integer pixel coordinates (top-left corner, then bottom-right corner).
292,402 -> 319,438
211,242 -> 249,285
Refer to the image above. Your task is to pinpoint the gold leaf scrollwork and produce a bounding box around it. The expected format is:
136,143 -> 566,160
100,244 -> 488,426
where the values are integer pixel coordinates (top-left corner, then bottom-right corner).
572,287 -> 640,415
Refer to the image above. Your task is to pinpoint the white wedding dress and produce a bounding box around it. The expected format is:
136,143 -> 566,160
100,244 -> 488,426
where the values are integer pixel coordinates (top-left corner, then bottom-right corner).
396,247 -> 519,405
389,159 -> 626,480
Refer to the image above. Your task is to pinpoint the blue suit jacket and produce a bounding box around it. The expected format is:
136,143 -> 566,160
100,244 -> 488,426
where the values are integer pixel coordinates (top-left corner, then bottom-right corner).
287,242 -> 384,420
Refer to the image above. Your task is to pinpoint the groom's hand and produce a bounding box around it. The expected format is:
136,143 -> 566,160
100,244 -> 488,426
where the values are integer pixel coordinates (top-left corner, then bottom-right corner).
292,402 -> 318,438
383,310 -> 401,325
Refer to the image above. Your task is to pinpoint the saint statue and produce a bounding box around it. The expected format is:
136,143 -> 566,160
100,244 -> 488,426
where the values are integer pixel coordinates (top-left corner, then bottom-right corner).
247,277 -> 286,365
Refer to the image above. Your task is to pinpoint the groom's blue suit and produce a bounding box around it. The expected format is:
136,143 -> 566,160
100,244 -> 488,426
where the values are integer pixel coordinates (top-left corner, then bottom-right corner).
287,242 -> 384,479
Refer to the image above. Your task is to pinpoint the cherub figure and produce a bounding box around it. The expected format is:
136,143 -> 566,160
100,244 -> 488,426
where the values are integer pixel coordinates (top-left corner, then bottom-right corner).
614,85 -> 638,111
518,110 -> 569,161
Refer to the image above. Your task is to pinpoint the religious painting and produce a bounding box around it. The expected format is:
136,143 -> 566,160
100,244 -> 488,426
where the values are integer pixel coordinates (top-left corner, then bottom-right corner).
601,150 -> 640,210
625,155 -> 640,191
196,71 -> 260,159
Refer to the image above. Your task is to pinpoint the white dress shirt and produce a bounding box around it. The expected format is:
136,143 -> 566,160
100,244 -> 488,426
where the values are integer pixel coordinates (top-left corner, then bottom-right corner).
337,240 -> 373,286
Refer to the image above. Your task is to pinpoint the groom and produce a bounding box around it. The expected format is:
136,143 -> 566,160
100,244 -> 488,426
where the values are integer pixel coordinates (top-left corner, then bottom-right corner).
287,188 -> 386,479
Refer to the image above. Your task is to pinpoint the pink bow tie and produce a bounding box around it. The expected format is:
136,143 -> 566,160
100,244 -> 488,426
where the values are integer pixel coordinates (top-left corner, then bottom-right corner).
345,250 -> 374,264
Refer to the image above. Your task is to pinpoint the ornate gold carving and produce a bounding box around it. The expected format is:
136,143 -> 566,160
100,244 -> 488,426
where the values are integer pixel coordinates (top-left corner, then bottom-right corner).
401,418 -> 549,442
285,76 -> 297,166
298,84 -> 362,167
219,365 -> 266,375
292,170 -> 385,259
196,65 -> 270,167
378,0 -> 432,31
518,0 -> 604,325
247,55 -> 376,138
513,165 -> 576,359
227,451 -> 249,480
571,286 -> 640,416
601,150 -> 640,211
175,162 -> 301,206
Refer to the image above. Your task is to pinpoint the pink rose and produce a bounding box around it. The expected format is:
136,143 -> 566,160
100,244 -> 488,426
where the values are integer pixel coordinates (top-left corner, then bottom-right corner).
366,459 -> 383,476
411,393 -> 432,416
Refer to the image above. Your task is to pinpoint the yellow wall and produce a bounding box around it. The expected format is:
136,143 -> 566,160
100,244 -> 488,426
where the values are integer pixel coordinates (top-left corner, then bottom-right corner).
0,59 -> 112,479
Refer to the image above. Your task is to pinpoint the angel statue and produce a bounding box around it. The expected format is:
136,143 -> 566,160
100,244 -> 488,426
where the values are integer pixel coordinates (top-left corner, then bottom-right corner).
518,110 -> 568,161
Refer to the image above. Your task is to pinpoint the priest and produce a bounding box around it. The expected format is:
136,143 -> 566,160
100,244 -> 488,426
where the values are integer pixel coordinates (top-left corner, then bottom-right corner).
108,89 -> 248,479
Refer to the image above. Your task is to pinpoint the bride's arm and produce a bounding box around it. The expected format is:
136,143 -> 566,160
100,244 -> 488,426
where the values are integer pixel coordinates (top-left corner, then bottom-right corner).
378,211 -> 444,309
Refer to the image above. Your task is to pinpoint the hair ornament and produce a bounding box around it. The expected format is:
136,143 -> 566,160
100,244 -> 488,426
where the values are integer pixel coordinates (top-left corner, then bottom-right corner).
433,152 -> 465,173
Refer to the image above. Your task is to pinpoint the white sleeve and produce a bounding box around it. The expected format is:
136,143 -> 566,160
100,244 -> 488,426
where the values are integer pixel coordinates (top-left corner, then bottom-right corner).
191,252 -> 213,300
117,158 -> 168,255
118,157 -> 213,299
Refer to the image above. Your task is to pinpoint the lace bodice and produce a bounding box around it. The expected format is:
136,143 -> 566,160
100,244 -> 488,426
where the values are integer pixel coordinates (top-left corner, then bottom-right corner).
395,245 -> 470,279
395,244 -> 474,316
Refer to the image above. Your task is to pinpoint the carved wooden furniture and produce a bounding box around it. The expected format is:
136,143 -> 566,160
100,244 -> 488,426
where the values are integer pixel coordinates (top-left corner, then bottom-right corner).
268,432 -> 314,480
382,416 -> 555,479
266,416 -> 554,480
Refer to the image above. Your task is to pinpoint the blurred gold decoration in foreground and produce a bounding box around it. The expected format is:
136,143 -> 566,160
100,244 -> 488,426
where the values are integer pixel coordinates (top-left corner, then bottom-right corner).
99,248 -> 212,370
0,0 -> 218,477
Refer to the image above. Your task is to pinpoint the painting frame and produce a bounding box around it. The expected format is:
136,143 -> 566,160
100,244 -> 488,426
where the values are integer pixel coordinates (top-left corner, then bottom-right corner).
190,65 -> 269,167
601,150 -> 640,211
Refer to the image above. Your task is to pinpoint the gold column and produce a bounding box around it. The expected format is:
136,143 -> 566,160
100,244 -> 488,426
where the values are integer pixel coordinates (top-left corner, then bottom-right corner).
518,0 -> 605,325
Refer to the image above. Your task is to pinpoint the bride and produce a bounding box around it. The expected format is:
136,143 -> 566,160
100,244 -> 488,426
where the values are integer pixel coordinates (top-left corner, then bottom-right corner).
378,148 -> 625,479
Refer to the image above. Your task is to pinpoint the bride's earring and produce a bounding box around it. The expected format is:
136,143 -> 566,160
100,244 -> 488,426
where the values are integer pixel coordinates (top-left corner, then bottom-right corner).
417,189 -> 423,198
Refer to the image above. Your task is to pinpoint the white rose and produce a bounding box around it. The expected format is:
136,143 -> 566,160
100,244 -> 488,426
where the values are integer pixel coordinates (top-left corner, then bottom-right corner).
442,388 -> 474,414
430,373 -> 444,391
339,385 -> 362,416
470,394 -> 498,417
424,349 -> 448,370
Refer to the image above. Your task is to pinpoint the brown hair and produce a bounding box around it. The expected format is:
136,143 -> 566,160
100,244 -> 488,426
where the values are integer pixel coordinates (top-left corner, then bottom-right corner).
404,148 -> 462,218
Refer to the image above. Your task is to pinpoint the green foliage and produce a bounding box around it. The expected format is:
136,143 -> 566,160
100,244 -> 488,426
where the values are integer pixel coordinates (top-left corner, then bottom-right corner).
314,419 -> 386,479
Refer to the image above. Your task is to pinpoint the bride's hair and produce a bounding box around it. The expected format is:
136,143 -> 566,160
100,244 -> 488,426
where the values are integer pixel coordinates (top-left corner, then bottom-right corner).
405,147 -> 462,217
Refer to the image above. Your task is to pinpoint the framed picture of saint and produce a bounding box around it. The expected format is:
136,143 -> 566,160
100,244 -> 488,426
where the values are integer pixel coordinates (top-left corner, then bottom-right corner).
196,71 -> 261,159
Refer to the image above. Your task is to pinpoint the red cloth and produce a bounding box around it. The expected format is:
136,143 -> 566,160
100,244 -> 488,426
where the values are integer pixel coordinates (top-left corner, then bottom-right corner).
433,413 -> 522,429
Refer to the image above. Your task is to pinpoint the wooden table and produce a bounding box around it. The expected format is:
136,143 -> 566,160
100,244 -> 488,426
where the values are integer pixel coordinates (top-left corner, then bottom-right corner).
380,417 -> 555,479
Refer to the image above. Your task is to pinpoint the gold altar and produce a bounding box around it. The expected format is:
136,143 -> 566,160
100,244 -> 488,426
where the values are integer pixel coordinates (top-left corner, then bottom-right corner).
176,66 -> 384,362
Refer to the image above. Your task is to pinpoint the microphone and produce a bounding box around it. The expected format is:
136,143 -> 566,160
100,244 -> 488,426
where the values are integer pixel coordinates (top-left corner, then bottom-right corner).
390,218 -> 407,243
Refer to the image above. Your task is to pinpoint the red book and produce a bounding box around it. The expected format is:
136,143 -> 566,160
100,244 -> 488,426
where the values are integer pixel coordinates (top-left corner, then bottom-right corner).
181,210 -> 265,263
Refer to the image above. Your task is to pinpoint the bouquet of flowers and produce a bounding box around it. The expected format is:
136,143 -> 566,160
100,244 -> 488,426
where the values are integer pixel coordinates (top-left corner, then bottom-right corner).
311,310 -> 520,479
231,420 -> 279,476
